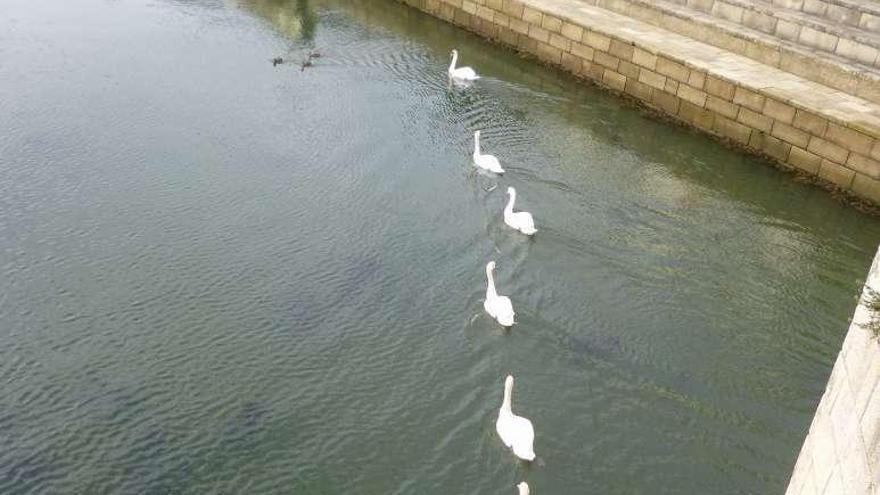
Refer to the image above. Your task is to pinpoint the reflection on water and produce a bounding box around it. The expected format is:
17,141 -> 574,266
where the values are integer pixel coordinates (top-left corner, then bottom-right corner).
1,0 -> 879,493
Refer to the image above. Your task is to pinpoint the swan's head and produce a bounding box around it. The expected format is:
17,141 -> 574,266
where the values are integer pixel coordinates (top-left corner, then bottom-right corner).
451,49 -> 458,58
487,260 -> 496,272
517,482 -> 530,495
474,129 -> 481,139
507,186 -> 515,195
505,374 -> 514,389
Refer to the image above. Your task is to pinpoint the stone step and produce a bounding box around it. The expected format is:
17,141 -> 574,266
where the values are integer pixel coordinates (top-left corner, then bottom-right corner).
401,0 -> 880,204
671,0 -> 880,65
588,0 -> 880,103
771,0 -> 880,34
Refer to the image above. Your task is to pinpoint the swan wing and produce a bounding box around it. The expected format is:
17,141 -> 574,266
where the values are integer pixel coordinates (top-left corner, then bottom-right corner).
452,66 -> 479,80
497,412 -> 535,459
513,212 -> 536,234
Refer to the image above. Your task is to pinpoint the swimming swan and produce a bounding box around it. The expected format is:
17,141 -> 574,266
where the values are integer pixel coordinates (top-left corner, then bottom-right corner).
448,49 -> 479,81
473,130 -> 504,174
484,261 -> 515,327
517,482 -> 530,495
504,187 -> 537,235
496,375 -> 536,461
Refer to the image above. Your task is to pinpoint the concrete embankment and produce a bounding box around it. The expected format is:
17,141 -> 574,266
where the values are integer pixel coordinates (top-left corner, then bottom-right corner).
397,0 -> 880,208
785,246 -> 880,494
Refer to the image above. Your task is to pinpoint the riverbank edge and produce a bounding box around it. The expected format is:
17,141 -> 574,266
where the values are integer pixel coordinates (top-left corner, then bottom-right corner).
395,0 -> 880,213
785,246 -> 880,494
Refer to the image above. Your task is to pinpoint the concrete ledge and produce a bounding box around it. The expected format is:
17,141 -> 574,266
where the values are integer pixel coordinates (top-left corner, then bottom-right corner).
398,0 -> 880,207
785,244 -> 880,495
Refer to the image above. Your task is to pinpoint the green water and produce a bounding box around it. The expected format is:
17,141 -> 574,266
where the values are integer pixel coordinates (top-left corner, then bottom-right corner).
1,0 -> 879,493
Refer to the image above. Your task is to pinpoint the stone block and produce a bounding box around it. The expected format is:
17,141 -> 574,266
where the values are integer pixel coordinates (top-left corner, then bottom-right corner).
775,19 -> 801,42
594,50 -> 620,70
825,4 -> 860,26
836,39 -> 879,66
679,100 -> 715,129
633,47 -> 657,70
705,76 -> 735,100
688,70 -> 706,89
501,0 -> 524,19
706,95 -> 739,119
751,132 -> 792,161
487,0 -> 503,10
455,9 -> 473,26
536,41 -> 562,64
763,99 -> 796,124
665,78 -> 679,94
522,6 -> 542,24
625,78 -> 653,101
803,0 -> 826,16
618,60 -> 640,79
788,146 -> 822,173
733,86 -> 765,112
712,1 -> 744,23
549,32 -> 570,51
678,84 -> 707,107
561,22 -> 584,42
860,13 -> 880,32
793,109 -> 827,135
772,121 -> 810,148
639,69 -> 666,90
808,136 -> 850,163
742,10 -> 777,34
808,412 -> 839,491
494,12 -> 511,28
541,14 -> 562,32
571,41 -> 595,61
510,17 -> 529,34
528,24 -> 550,43
561,52 -> 583,73
819,159 -> 856,187
799,26 -> 839,53
499,26 -> 518,46
687,0 -> 715,11
584,60 -> 605,81
713,115 -> 752,143
603,69 -> 626,91
463,0 -> 478,14
656,56 -> 690,82
744,41 -> 782,66
585,31 -> 612,51
476,5 -> 494,21
848,153 -> 880,179
825,123 -> 874,156
609,39 -> 634,61
652,90 -> 681,114
738,107 -> 773,132
852,173 -> 880,203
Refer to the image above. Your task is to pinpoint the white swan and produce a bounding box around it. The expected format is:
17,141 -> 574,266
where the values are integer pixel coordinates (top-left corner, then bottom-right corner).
448,49 -> 479,81
484,261 -> 515,326
517,482 -> 530,495
473,130 -> 504,174
496,375 -> 536,461
504,187 -> 537,235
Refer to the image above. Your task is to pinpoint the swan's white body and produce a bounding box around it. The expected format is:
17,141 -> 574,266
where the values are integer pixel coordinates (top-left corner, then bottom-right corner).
448,49 -> 479,81
473,130 -> 504,174
504,187 -> 537,235
496,375 -> 536,461
517,482 -> 530,495
484,261 -> 515,326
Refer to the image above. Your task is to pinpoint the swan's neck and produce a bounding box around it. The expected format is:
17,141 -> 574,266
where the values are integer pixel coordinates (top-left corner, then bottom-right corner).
486,265 -> 497,299
474,133 -> 481,155
449,52 -> 458,73
502,380 -> 513,412
505,191 -> 516,215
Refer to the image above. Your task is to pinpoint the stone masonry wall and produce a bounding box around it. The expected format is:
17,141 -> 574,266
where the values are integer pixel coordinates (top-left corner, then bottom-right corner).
785,247 -> 880,495
397,0 -> 880,207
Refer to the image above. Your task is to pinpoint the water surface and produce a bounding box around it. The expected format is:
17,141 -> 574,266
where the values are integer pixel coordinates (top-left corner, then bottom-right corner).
1,0 -> 879,493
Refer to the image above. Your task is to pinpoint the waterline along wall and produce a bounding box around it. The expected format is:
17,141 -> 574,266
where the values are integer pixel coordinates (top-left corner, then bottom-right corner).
785,247 -> 880,495
397,0 -> 880,209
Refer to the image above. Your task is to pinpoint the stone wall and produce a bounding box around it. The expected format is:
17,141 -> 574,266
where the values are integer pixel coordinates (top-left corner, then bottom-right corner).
396,0 -> 880,207
785,247 -> 880,495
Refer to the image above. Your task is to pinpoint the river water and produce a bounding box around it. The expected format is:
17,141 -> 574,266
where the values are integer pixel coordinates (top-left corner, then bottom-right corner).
2,0 -> 879,493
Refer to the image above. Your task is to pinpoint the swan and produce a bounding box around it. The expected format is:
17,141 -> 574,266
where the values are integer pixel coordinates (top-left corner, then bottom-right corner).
496,375 -> 536,461
517,482 -> 530,495
484,261 -> 515,326
504,187 -> 537,235
448,49 -> 479,81
473,130 -> 504,174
